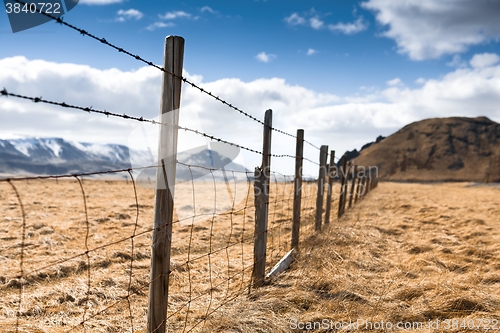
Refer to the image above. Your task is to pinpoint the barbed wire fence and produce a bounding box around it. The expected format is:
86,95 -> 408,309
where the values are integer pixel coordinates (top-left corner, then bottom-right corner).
0,9 -> 379,332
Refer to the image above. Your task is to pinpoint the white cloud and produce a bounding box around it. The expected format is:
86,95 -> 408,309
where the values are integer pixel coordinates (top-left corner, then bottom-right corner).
285,10 -> 366,35
80,0 -> 123,4
201,6 -> 215,14
146,22 -> 174,31
470,53 -> 500,68
160,11 -> 192,20
309,17 -> 324,30
117,9 -> 144,21
1,54 -> 500,174
415,77 -> 426,85
362,0 -> 500,60
446,55 -> 467,68
386,78 -> 402,86
284,13 -> 306,26
307,48 -> 317,56
327,17 -> 368,35
255,52 -> 276,63
0,56 -> 162,152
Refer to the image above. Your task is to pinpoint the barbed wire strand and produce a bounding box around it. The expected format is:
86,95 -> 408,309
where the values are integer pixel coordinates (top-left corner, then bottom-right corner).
0,89 -> 318,162
11,0 -> 321,152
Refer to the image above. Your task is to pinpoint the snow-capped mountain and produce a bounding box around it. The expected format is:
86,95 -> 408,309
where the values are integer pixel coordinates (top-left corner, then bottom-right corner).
0,137 -> 148,176
0,137 -> 249,180
134,142 -> 250,185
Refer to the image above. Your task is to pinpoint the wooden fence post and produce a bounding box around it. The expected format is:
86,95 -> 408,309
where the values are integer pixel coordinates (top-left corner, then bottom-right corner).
348,165 -> 358,208
253,109 -> 272,287
315,145 -> 328,231
360,175 -> 367,198
371,167 -> 378,189
148,36 -> 184,333
341,162 -> 351,214
323,150 -> 335,225
354,169 -> 361,204
291,129 -> 304,250
337,156 -> 348,218
366,169 -> 372,194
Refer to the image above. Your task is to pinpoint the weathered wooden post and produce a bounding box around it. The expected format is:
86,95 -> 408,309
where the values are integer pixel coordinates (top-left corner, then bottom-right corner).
291,129 -> 304,250
341,162 -> 351,213
337,156 -> 348,218
354,169 -> 362,203
253,109 -> 272,287
366,169 -> 372,194
371,167 -> 378,189
348,165 -> 358,208
148,36 -> 184,333
360,175 -> 367,198
359,176 -> 363,199
323,150 -> 335,225
315,145 -> 329,231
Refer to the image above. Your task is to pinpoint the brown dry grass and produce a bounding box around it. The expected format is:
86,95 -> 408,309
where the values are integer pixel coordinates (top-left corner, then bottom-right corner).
0,177 -> 317,332
1,180 -> 499,332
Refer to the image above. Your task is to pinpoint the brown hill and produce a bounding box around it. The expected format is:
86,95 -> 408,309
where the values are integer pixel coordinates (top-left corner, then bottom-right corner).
352,116 -> 500,182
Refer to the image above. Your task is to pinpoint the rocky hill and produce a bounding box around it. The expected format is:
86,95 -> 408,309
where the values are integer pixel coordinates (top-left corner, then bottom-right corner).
351,116 -> 500,182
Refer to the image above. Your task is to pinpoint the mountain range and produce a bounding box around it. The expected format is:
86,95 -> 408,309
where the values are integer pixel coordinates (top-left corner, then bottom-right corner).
0,137 -> 138,176
5,116 -> 498,183
0,137 -> 248,181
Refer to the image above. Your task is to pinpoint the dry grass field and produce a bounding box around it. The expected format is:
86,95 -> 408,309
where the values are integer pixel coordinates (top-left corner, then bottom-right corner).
1,179 -> 499,332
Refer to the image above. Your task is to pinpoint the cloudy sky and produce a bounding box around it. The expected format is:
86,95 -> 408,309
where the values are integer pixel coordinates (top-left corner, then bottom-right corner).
1,0 -> 500,175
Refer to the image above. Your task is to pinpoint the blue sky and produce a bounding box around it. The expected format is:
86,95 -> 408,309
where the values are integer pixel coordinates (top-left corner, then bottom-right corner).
1,0 -> 500,174
2,0 -> 483,94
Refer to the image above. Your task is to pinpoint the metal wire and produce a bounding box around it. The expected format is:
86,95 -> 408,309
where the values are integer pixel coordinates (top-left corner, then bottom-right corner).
0,88 -> 311,160
1,163 -> 377,332
0,5 -> 379,328
11,0 -> 321,152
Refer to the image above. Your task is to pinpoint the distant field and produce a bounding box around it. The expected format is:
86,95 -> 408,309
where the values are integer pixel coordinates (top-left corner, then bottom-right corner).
1,180 -> 499,332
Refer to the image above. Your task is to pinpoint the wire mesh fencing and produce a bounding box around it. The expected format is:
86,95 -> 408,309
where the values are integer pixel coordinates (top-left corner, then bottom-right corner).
1,171 -> 152,332
0,13 -> 379,331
